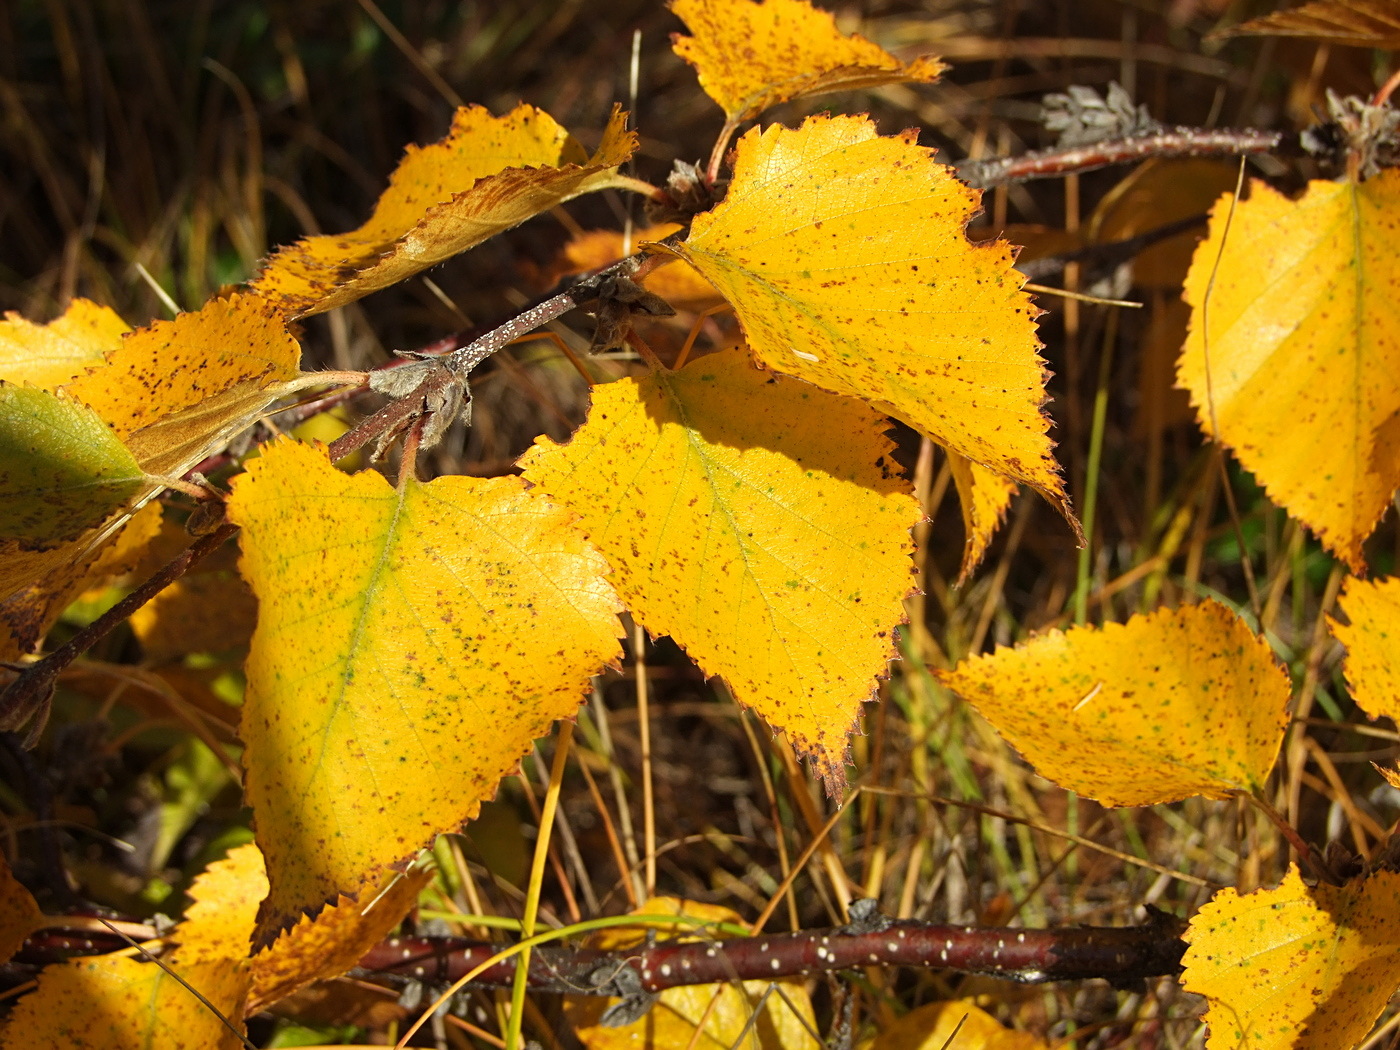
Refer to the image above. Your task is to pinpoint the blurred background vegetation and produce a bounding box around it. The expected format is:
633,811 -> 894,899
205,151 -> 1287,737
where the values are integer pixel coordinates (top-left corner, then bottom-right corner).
3,2 -> 1396,1046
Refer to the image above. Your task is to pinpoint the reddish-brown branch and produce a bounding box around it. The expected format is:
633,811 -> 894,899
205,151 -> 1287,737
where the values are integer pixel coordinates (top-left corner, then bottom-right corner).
352,913 -> 1186,993
957,127 -> 1284,189
14,912 -> 1186,996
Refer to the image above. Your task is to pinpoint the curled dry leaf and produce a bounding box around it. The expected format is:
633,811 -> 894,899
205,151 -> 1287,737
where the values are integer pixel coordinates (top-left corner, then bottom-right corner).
227,439 -> 622,945
1222,0 -> 1400,48
0,954 -> 250,1050
255,104 -> 637,318
521,349 -> 920,795
670,0 -> 944,123
1182,865 -> 1400,1050
1178,171 -> 1400,572
938,600 -> 1291,807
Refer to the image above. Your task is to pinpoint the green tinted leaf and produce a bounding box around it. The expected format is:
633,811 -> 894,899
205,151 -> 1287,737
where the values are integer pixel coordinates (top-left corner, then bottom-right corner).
0,383 -> 146,543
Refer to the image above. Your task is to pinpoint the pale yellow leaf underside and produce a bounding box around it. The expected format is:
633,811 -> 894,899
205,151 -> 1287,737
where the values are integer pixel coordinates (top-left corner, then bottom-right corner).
228,439 -> 621,944
1178,172 -> 1400,571
670,0 -> 944,122
1182,866 -> 1400,1050
255,104 -> 637,317
673,116 -> 1066,509
521,349 -> 919,793
939,600 -> 1291,806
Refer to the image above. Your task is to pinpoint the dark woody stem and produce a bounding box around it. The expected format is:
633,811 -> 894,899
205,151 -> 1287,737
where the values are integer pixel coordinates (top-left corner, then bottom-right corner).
353,914 -> 1186,993
0,523 -> 240,742
445,237 -> 684,376
17,913 -> 1187,993
958,127 -> 1284,189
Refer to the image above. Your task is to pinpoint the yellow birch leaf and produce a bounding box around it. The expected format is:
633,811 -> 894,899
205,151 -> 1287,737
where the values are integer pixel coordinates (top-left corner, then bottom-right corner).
1224,0 -> 1400,47
0,954 -> 251,1050
520,349 -> 920,793
0,852 -> 44,963
670,0 -> 945,123
562,223 -> 724,309
1178,172 -> 1400,572
567,897 -> 821,1050
0,383 -> 148,542
226,439 -> 622,945
249,868 -> 431,1013
0,501 -> 163,660
170,841 -> 429,1013
868,1000 -> 1051,1050
1329,575 -> 1400,724
947,452 -> 1017,585
1182,865 -> 1400,1050
255,104 -> 637,318
671,116 -> 1070,517
0,299 -> 129,390
63,291 -> 303,443
0,293 -> 318,608
937,600 -> 1290,806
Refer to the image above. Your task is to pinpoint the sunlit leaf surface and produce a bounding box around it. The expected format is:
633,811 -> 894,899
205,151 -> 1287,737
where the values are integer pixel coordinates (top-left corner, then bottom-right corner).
1182,865 -> 1400,1050
173,842 -> 430,1014
228,439 -> 621,944
0,299 -> 128,390
1330,575 -> 1400,724
671,0 -> 944,122
0,955 -> 249,1050
1178,172 -> 1400,571
673,116 -> 1069,516
939,600 -> 1290,806
522,350 -> 918,793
